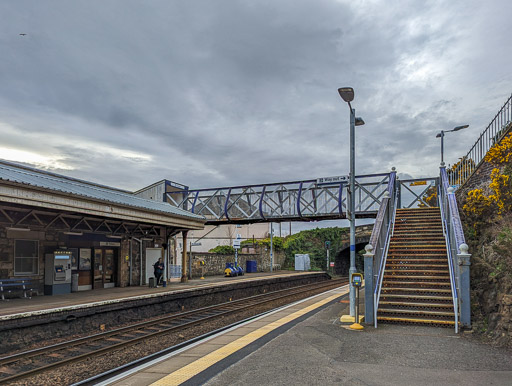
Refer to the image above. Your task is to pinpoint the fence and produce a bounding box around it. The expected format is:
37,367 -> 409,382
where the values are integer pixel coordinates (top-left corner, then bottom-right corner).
449,94 -> 512,186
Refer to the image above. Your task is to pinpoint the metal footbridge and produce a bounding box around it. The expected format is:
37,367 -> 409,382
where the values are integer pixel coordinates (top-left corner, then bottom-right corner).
163,170 -> 435,225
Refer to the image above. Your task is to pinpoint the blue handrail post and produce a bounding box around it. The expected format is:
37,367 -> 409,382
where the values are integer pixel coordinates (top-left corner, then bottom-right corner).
363,244 -> 375,324
458,243 -> 471,327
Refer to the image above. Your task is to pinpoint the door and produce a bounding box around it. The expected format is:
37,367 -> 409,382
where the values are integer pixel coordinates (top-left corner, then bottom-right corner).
93,249 -> 103,289
93,248 -> 118,288
103,249 -> 117,288
146,248 -> 163,285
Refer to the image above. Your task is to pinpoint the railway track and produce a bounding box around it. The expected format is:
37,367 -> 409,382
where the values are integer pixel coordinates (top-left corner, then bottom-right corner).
0,278 -> 347,384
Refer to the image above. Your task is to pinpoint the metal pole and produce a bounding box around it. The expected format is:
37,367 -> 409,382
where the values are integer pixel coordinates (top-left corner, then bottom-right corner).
326,248 -> 330,273
440,131 -> 445,164
349,106 -> 356,317
270,222 -> 274,272
188,241 -> 192,280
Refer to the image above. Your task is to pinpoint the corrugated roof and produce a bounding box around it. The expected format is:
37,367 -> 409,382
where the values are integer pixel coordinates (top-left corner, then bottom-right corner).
0,160 -> 204,221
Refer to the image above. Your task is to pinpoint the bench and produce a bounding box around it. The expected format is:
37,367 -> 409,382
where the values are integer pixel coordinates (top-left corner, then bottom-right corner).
0,278 -> 36,300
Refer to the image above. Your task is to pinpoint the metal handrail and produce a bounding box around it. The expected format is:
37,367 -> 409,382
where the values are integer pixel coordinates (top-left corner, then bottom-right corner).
449,93 -> 512,187
373,183 -> 399,328
438,180 -> 459,333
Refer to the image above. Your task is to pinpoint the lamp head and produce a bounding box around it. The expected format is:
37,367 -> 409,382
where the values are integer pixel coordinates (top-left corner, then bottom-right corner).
338,87 -> 354,103
355,117 -> 365,126
453,124 -> 469,132
436,132 -> 442,138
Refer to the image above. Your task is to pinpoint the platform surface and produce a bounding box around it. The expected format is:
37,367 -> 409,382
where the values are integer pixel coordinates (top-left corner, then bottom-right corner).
109,286 -> 512,386
0,271 -> 323,319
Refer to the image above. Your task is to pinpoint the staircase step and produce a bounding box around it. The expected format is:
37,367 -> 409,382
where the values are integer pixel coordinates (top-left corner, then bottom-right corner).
377,316 -> 455,326
379,301 -> 454,308
383,281 -> 451,287
380,294 -> 452,301
383,275 -> 450,280
378,308 -> 455,317
381,287 -> 452,293
387,258 -> 446,263
386,265 -> 448,270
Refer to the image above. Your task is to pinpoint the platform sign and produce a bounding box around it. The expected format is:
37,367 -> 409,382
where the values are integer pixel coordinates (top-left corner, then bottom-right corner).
317,175 -> 349,186
329,262 -> 335,267
233,239 -> 241,249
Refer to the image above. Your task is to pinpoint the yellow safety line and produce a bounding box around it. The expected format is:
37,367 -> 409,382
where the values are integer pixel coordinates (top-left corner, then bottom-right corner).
151,288 -> 348,386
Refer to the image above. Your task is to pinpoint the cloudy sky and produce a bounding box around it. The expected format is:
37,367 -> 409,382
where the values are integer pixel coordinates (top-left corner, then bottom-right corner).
1,0 -> 511,192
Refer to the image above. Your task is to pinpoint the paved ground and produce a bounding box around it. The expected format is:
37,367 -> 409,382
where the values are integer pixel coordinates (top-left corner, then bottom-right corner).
205,296 -> 512,386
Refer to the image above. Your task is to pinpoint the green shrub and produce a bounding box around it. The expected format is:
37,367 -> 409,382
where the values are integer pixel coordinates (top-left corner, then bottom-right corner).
209,245 -> 235,254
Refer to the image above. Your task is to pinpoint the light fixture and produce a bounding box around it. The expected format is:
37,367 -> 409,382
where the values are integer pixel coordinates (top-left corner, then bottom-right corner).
106,235 -> 123,239
6,227 -> 31,232
63,231 -> 83,236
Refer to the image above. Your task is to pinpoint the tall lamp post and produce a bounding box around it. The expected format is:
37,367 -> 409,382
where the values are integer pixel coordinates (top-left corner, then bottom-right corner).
338,87 -> 365,317
436,125 -> 469,164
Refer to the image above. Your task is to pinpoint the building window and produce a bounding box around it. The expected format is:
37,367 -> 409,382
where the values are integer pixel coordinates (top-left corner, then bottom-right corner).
14,240 -> 39,276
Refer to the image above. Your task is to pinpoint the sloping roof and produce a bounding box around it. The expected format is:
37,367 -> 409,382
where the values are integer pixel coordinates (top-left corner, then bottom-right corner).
0,160 -> 204,221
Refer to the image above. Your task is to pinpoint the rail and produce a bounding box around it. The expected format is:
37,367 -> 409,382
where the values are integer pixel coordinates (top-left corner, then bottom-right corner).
438,172 -> 459,333
448,93 -> 512,187
368,170 -> 397,328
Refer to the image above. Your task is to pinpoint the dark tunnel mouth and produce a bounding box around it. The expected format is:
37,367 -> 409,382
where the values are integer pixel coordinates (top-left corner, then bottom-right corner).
334,242 -> 368,276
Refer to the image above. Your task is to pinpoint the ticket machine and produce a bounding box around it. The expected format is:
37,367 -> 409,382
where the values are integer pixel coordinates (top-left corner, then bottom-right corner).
44,250 -> 72,295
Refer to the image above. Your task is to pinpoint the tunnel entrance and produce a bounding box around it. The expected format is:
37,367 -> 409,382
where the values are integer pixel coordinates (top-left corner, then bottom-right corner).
334,242 -> 367,276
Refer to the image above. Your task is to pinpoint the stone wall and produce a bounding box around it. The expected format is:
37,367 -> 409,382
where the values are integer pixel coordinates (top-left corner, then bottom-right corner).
190,250 -> 286,277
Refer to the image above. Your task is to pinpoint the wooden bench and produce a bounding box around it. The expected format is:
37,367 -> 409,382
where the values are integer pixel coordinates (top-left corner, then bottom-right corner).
0,278 -> 36,300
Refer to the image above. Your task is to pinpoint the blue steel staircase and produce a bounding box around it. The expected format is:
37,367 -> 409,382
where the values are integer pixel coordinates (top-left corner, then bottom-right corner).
377,207 -> 456,326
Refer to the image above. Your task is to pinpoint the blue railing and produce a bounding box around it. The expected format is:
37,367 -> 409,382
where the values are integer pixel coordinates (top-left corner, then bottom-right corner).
369,171 -> 398,327
438,171 -> 459,333
449,93 -> 512,187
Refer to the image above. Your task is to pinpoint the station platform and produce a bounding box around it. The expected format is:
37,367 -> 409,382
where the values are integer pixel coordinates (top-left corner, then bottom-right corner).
107,285 -> 512,386
0,271 -> 326,321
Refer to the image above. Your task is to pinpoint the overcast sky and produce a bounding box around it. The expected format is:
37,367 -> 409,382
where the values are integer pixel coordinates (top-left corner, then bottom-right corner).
1,0 -> 511,192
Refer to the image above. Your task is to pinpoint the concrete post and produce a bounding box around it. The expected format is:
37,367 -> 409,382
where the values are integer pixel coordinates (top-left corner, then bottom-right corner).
181,230 -> 188,283
363,244 -> 374,325
458,243 -> 471,327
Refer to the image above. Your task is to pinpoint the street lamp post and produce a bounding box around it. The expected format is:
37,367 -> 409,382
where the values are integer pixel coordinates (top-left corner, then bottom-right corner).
436,125 -> 469,164
338,87 -> 365,317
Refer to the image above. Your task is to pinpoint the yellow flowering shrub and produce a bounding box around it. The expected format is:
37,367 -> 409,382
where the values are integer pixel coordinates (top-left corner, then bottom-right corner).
489,168 -> 512,214
485,132 -> 512,165
463,189 -> 494,217
418,186 -> 437,208
448,157 -> 476,185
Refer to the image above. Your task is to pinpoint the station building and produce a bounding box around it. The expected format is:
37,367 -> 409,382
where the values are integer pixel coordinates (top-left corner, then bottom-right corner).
0,160 -> 205,296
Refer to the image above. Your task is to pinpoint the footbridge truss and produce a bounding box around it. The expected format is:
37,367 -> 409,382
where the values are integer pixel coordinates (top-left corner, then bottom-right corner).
165,172 -> 407,225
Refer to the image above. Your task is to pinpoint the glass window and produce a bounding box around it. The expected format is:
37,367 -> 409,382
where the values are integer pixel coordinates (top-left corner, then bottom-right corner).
14,240 -> 39,275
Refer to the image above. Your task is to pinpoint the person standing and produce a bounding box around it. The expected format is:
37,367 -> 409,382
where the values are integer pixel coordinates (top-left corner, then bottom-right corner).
153,257 -> 164,287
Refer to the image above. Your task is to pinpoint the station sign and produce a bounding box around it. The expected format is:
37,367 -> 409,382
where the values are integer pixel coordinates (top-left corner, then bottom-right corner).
329,262 -> 335,267
233,239 -> 241,249
317,175 -> 349,186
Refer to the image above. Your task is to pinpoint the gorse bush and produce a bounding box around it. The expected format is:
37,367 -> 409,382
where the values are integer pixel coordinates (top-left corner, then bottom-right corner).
485,132 -> 512,165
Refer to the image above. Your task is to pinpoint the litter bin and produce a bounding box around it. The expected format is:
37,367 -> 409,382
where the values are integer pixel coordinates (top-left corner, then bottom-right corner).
71,273 -> 79,292
246,260 -> 257,273
149,277 -> 156,288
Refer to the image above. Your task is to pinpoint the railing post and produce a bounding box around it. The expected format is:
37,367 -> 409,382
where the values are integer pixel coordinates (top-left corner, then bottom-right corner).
457,243 -> 472,327
363,244 -> 375,324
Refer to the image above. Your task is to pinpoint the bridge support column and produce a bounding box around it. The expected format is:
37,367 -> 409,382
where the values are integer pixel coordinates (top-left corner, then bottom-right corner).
363,244 -> 374,325
181,230 -> 188,283
458,243 -> 471,328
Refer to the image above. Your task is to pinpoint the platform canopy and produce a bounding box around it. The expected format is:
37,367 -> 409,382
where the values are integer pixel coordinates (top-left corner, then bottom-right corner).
0,160 -> 205,237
